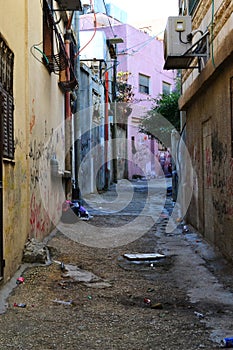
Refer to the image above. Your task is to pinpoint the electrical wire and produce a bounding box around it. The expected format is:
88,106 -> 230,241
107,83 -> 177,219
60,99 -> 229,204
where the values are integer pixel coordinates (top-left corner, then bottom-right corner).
102,0 -> 116,38
119,34 -> 156,55
74,0 -> 97,58
211,0 -> 216,67
30,43 -> 49,65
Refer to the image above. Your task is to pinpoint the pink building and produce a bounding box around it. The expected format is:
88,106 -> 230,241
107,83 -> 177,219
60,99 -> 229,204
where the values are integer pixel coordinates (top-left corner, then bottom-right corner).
108,23 -> 176,179
79,13 -> 176,180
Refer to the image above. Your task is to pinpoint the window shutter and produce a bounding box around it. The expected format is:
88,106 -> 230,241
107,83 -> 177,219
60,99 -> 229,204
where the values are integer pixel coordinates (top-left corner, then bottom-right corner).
0,88 -> 14,159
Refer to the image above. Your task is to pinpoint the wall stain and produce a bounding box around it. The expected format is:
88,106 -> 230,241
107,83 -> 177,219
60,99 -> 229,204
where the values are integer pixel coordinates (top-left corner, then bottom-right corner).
211,130 -> 233,220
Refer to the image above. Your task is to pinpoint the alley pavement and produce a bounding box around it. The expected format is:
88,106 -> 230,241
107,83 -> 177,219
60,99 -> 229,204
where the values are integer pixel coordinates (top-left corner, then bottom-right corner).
0,178 -> 233,349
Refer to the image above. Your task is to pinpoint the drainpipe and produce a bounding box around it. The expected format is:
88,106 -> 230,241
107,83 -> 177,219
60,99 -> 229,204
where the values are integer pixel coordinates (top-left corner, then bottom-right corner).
64,29 -> 72,197
72,11 -> 81,200
105,71 -> 109,189
112,53 -> 118,183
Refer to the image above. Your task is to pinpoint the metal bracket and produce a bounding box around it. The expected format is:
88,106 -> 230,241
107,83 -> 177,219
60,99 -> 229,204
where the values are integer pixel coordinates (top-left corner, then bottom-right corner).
181,30 -> 210,72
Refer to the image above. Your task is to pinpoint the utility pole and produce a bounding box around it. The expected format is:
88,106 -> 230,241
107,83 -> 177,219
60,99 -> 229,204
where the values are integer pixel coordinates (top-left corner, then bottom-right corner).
108,37 -> 124,184
112,50 -> 118,183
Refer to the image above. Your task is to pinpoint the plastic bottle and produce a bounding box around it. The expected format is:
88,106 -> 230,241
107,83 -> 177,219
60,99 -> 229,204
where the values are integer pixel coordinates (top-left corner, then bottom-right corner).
13,303 -> 26,308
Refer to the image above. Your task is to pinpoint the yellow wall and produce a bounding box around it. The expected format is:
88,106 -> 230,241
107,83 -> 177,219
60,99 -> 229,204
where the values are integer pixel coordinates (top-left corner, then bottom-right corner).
0,1 -> 29,280
0,0 -> 67,281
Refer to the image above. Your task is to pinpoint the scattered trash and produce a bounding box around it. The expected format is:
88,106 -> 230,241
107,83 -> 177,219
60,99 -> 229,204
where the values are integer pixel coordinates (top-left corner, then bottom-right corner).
52,299 -> 73,306
220,337 -> 233,348
144,298 -> 151,305
83,281 -> 112,289
60,262 -> 65,271
16,277 -> 25,285
123,253 -> 165,261
194,311 -> 204,319
61,264 -> 101,283
61,200 -> 93,222
87,295 -> 92,300
176,217 -> 182,223
151,303 -> 163,309
183,225 -> 189,233
166,186 -> 172,196
147,288 -> 155,293
13,303 -> 26,308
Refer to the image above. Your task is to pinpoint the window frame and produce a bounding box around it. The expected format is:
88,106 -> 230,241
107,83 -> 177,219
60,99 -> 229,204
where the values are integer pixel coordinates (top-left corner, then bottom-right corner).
188,0 -> 200,15
0,36 -> 14,161
162,81 -> 171,95
139,73 -> 150,95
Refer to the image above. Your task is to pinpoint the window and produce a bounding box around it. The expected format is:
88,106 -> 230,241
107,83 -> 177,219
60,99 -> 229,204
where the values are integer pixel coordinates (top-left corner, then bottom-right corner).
162,81 -> 171,95
131,136 -> 137,154
188,0 -> 200,14
0,36 -> 14,160
139,74 -> 150,94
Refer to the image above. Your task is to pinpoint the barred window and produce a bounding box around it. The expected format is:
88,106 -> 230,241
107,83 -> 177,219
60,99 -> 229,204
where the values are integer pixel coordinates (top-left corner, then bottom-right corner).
0,36 -> 14,160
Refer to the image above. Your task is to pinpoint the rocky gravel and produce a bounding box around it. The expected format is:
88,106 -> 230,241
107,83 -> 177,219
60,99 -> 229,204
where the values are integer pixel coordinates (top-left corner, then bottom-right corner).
0,228 -> 218,349
0,181 -> 231,349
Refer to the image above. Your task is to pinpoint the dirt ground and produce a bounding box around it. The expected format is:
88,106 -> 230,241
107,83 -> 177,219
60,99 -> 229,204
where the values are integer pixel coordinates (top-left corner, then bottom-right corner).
0,182 -> 232,350
0,225 -> 224,349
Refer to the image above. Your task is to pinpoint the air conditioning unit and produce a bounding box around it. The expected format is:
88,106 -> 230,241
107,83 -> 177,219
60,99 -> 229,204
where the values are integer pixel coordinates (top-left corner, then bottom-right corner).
55,0 -> 82,11
163,16 -> 193,70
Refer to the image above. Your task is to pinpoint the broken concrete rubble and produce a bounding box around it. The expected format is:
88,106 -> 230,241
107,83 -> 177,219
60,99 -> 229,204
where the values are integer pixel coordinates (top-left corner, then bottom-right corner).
61,264 -> 101,283
22,238 -> 50,264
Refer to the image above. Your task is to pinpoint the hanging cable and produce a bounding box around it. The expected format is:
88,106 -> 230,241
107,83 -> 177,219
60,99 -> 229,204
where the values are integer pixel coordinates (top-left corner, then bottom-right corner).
74,0 -> 97,58
30,43 -> 49,65
211,0 -> 216,67
102,0 -> 116,38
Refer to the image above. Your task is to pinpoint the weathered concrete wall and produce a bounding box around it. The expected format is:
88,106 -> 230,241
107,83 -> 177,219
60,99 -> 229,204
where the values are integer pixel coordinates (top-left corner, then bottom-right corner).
179,0 -> 233,261
0,0 -> 30,280
28,0 -> 66,239
0,0 -> 67,281
185,58 -> 233,257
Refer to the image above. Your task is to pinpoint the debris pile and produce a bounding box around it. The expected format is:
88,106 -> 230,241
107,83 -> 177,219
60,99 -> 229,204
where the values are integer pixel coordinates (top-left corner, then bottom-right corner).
22,238 -> 50,264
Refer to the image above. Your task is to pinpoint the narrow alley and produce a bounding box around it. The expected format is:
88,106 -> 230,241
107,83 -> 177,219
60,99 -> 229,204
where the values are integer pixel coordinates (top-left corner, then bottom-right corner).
0,179 -> 233,350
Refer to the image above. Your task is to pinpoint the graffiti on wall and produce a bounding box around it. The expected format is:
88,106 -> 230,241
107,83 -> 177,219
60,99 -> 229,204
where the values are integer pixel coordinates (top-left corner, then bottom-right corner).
29,113 -> 65,238
205,147 -> 212,188
211,130 -> 233,220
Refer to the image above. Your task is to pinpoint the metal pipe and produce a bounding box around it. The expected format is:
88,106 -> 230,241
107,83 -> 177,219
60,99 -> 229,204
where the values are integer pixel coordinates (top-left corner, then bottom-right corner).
104,71 -> 109,188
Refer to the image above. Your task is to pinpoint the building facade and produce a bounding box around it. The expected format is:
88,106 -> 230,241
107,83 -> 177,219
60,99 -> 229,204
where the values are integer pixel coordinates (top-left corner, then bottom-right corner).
0,0 -> 80,282
112,23 -> 176,179
80,10 -> 177,181
177,0 -> 233,260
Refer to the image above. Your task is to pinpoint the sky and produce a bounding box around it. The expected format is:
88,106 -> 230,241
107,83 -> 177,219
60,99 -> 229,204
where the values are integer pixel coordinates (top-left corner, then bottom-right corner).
107,0 -> 179,37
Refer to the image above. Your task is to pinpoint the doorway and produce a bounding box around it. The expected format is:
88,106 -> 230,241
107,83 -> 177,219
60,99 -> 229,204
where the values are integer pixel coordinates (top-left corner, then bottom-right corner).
202,118 -> 214,243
